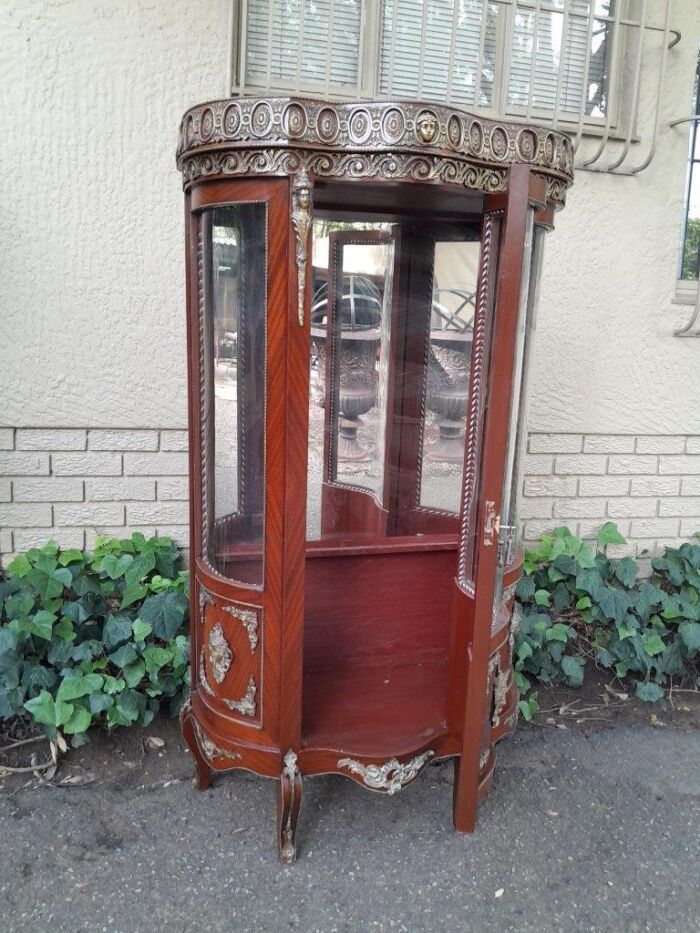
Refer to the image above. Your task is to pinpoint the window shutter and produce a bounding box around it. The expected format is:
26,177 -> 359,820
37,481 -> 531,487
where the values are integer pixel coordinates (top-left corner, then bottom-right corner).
379,0 -> 497,109
505,0 -> 616,119
245,0 -> 362,94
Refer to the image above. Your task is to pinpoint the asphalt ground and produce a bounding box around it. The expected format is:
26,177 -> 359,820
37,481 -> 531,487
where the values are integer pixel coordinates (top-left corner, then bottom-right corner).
1,720 -> 698,933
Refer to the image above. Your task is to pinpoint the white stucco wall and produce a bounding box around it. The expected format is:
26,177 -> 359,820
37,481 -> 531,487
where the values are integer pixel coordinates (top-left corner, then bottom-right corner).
1,0 -> 229,429
531,1 -> 700,435
2,0 -> 698,433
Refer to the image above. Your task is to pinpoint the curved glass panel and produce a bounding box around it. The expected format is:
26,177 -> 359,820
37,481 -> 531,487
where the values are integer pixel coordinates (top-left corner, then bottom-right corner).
457,209 -> 503,589
200,204 -> 266,585
492,210 -> 541,617
419,239 -> 481,514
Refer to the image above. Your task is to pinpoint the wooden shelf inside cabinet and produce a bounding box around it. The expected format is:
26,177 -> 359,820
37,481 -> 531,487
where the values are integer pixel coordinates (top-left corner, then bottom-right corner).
301,655 -> 452,759
177,94 -> 572,861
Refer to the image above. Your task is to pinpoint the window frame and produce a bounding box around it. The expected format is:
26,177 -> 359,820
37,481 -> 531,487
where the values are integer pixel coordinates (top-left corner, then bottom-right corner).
678,51 -> 700,288
232,0 -> 633,135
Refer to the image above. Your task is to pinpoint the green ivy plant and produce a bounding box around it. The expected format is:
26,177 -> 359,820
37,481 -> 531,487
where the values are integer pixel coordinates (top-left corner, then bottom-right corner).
514,523 -> 700,719
0,534 -> 189,747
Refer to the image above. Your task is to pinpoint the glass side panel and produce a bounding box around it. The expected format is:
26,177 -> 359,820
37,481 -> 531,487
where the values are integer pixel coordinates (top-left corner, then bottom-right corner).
458,210 -> 502,589
200,204 -> 266,585
419,239 -> 480,514
492,211 -> 541,618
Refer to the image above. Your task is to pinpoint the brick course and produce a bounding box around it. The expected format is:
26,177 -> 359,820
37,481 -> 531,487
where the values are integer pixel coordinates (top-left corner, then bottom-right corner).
522,433 -> 700,556
0,428 -> 190,565
1,428 -> 699,566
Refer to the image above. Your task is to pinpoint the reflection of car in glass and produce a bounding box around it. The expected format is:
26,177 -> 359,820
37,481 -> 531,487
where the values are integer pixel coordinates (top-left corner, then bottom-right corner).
310,273 -> 384,462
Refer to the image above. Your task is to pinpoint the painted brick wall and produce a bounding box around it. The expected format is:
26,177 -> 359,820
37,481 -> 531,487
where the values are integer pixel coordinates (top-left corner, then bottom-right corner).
0,428 -> 189,566
522,433 -> 700,556
2,427 -> 699,567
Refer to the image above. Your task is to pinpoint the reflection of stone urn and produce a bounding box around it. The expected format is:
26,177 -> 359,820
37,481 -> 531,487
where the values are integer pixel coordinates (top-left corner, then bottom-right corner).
311,275 -> 382,462
425,288 -> 475,463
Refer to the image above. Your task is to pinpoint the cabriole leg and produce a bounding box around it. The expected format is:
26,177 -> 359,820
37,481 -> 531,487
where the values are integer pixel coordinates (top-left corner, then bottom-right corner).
179,699 -> 211,791
277,750 -> 302,864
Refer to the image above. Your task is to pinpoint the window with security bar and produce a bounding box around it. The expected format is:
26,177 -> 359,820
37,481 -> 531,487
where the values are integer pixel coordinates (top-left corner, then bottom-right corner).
232,0 -> 654,131
680,50 -> 700,282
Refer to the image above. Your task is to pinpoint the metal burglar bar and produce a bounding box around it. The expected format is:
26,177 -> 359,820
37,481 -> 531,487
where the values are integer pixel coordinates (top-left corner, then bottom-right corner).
228,0 -> 680,174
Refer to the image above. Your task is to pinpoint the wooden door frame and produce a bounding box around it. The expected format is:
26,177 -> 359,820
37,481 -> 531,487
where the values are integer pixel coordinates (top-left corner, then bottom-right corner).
453,164 -> 547,830
186,176 -> 294,757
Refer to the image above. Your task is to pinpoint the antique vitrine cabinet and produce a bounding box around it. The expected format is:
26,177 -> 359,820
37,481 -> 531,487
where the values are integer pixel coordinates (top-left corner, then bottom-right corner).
176,97 -> 573,862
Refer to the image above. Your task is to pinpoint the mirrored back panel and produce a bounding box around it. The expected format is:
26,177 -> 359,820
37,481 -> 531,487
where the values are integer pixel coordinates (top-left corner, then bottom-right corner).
305,203 -> 482,547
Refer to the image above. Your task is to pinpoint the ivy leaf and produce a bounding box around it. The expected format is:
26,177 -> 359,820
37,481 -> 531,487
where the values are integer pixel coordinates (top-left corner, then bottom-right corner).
635,681 -> 664,702
641,632 -> 665,657
142,644 -> 173,676
132,619 -> 152,643
56,673 -> 104,702
123,659 -> 146,688
679,621 -> 700,651
597,522 -> 627,549
71,640 -> 102,662
560,655 -> 584,687
597,585 -> 630,624
124,550 -> 157,587
24,690 -> 74,727
661,599 -> 684,620
545,623 -> 571,643
7,554 -> 32,577
62,704 -> 92,735
26,554 -> 72,601
53,618 -> 76,642
89,692 -> 114,714
517,693 -> 539,721
516,576 -> 536,601
516,640 -> 533,663
614,557 -> 638,589
534,589 -> 551,607
29,609 -> 56,641
140,592 -> 188,642
58,549 -> 84,566
102,675 -> 126,695
108,644 -> 139,668
22,663 -> 57,693
47,638 -> 73,666
575,568 -> 604,598
103,613 -> 134,650
99,553 -> 134,580
24,690 -> 57,726
116,688 -> 139,722
576,596 -> 592,610
120,580 -> 148,610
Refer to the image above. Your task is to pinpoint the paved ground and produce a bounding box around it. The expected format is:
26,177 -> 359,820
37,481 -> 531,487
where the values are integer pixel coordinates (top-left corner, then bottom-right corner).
1,721 -> 699,933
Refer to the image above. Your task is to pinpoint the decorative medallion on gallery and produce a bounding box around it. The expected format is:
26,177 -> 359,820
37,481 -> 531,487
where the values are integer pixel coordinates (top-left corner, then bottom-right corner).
176,96 -> 572,861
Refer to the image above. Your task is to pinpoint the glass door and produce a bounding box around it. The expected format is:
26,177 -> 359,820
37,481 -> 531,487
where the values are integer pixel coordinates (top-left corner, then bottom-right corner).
189,177 -> 291,748
301,209 -> 484,755
452,165 -> 540,829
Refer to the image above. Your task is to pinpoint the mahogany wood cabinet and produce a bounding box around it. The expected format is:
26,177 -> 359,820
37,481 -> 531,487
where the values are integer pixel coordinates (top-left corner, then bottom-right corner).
175,97 -> 573,862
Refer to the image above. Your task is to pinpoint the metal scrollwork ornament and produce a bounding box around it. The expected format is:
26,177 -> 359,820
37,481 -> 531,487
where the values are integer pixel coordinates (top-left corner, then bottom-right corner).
223,604 -> 259,652
337,750 -> 435,794
223,675 -> 257,717
193,721 -> 241,765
